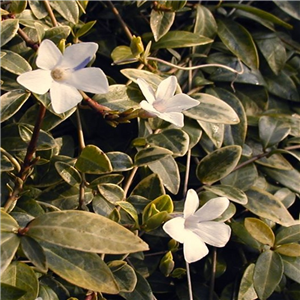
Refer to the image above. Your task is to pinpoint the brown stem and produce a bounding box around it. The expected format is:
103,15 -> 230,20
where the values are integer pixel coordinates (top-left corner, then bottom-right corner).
17,28 -> 39,51
82,96 -> 112,116
209,248 -> 217,300
43,0 -> 58,27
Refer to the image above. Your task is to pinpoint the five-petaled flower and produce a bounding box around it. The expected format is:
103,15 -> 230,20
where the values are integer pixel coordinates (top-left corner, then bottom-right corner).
137,76 -> 199,127
163,189 -> 231,263
17,39 -> 109,114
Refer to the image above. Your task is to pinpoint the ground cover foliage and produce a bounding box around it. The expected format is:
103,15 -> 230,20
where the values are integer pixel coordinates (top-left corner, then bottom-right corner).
1,1 -> 300,299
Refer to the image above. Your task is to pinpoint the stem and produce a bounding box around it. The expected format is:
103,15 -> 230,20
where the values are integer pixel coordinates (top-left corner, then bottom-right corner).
76,108 -> 86,152
17,28 -> 39,51
183,150 -> 191,195
123,166 -> 138,196
186,261 -> 194,300
43,0 -> 58,27
107,1 -> 133,41
147,56 -> 244,74
209,248 -> 217,300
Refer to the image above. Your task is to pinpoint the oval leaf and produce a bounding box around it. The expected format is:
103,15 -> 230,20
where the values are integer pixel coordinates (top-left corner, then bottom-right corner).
106,151 -> 133,171
134,146 -> 173,166
1,19 -> 19,47
275,224 -> 300,245
55,161 -> 82,186
150,10 -> 175,41
1,50 -> 32,75
275,243 -> 300,257
238,263 -> 258,300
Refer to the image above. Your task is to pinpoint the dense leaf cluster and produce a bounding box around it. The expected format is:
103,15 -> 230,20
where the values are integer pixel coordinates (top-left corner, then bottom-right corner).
1,1 -> 300,300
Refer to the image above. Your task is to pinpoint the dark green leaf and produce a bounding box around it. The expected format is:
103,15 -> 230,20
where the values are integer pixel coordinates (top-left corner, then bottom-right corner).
134,146 -> 173,166
150,10 -> 175,41
282,256 -> 300,284
198,120 -> 224,148
0,283 -> 26,300
54,161 -> 82,186
273,1 -> 300,21
107,151 -> 133,171
275,224 -> 300,245
98,183 -> 125,204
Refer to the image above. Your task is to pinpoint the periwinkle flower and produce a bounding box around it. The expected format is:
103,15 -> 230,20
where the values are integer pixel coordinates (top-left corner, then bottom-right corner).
137,76 -> 199,127
163,189 -> 231,263
17,39 -> 109,114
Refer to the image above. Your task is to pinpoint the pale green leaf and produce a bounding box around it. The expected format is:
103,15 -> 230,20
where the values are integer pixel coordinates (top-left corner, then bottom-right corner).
1,233 -> 20,273
275,224 -> 300,245
107,151 -> 133,171
1,50 -> 32,75
50,0 -> 79,23
1,19 -> 19,47
54,161 -> 82,186
98,183 -> 125,204
238,263 -> 258,300
282,256 -> 300,284
150,10 -> 175,41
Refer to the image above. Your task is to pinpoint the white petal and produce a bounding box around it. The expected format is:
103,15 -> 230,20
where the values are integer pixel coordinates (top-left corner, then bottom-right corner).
163,94 -> 199,113
50,81 -> 82,114
64,68 -> 109,94
163,217 -> 186,243
183,230 -> 209,263
36,39 -> 62,70
58,42 -> 98,70
194,197 -> 230,222
17,69 -> 52,94
158,112 -> 184,127
156,76 -> 177,101
194,222 -> 231,247
137,78 -> 156,104
184,189 -> 199,219
140,100 -> 160,117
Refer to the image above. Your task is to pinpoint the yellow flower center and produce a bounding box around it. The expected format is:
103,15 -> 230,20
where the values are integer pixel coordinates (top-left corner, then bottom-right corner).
51,68 -> 65,81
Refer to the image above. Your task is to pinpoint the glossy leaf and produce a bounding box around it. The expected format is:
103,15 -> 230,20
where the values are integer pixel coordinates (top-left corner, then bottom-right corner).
134,146 -> 173,166
28,0 -> 48,19
50,0 -> 79,23
0,283 -> 26,300
245,187 -> 296,226
184,93 -> 240,124
275,243 -> 300,257
146,128 -> 189,157
198,120 -> 224,148
98,183 -> 125,204
117,201 -> 139,228
196,145 -> 242,185
217,18 -> 259,69
1,261 -> 39,300
273,1 -> 300,21
238,263 -> 257,300
111,46 -> 137,64
108,260 -> 137,292
38,284 -> 59,300
152,31 -> 213,49
253,251 -> 283,300
54,161 -> 82,186
150,10 -> 175,41
42,242 -> 119,294
9,1 -> 27,14
148,155 -> 180,194
244,218 -> 275,246
194,4 -> 217,38
75,145 -> 112,174
275,224 -> 300,245
204,185 -> 247,205
44,25 -> 71,44
1,50 -> 32,75
75,20 -> 97,38
282,256 -> 300,284
1,19 -> 19,47
107,151 -> 133,171
1,233 -> 20,273
27,210 -> 149,254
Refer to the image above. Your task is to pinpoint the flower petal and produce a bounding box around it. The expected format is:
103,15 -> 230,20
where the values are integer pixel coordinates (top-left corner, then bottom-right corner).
155,76 -> 177,101
58,42 -> 98,70
36,39 -> 62,70
183,230 -> 209,263
140,100 -> 160,117
194,222 -> 231,247
50,81 -> 82,114
137,78 -> 156,104
164,94 -> 199,113
158,112 -> 184,127
184,189 -> 199,219
17,69 -> 52,94
163,217 -> 186,243
64,67 -> 109,94
194,197 -> 230,222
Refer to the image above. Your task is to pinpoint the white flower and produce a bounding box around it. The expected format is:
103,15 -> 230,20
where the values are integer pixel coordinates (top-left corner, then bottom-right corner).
163,189 -> 231,263
17,39 -> 109,114
137,76 -> 199,127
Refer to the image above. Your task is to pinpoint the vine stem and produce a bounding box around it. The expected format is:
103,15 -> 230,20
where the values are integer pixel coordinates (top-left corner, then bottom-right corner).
209,248 -> 217,300
186,261 -> 194,300
43,0 -> 58,27
123,166 -> 138,196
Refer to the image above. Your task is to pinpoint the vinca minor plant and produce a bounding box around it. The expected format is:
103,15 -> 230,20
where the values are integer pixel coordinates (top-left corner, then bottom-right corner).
1,1 -> 300,300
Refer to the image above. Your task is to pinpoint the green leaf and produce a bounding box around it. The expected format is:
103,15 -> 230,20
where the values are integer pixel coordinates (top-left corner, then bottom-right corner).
275,224 -> 300,245
196,145 -> 242,185
194,4 -> 217,38
75,145 -> 112,174
282,256 -> 300,284
1,19 -> 19,47
38,284 -> 59,300
273,1 -> 300,21
111,46 -> 137,64
131,173 -> 165,200
27,210 -> 149,254
1,261 -> 39,300
238,263 -> 258,300
44,25 -> 71,43
253,251 -> 283,300
9,1 -> 27,14
41,242 -> 119,294
150,10 -> 175,41
222,3 -> 293,29
259,116 -> 291,149
117,201 -> 139,228
182,118 -> 202,149
108,260 -> 137,292
1,154 -> 14,172
184,93 -> 239,124
75,20 -> 97,38
0,283 -> 26,300
244,218 -> 275,246
20,235 -> 47,273
98,183 -> 125,204
148,155 -> 180,195
93,84 -> 141,111
254,33 -> 287,75
50,0 -> 79,23
217,18 -> 259,69
1,50 -> 32,75
54,161 -> 82,186
134,146 -> 173,166
198,120 -> 224,148
146,128 -> 190,157
28,0 -> 48,19
245,187 -> 296,226
203,185 -> 247,205
1,233 -> 20,273
275,243 -> 300,257
107,151 -> 133,171
261,167 -> 300,194
152,31 -> 213,49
